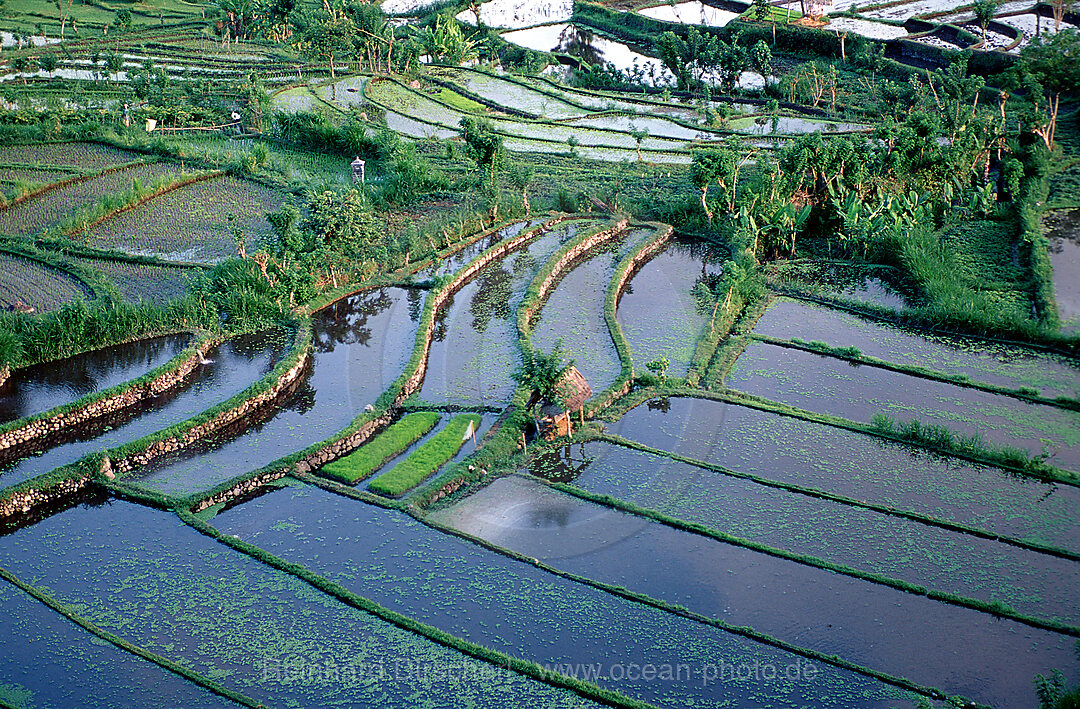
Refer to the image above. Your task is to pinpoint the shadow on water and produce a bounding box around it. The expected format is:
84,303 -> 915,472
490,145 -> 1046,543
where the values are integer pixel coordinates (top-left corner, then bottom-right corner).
0,333 -> 191,425
130,287 -> 424,496
0,329 -> 288,492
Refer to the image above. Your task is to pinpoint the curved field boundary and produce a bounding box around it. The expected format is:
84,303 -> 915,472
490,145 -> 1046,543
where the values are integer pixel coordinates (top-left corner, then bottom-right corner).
0,565 -> 264,708
751,333 -> 1080,411
178,509 -> 659,709
181,217 -> 569,513
588,222 -> 674,415
0,158 -> 150,213
0,241 -> 109,302
105,323 -> 313,479
542,463 -> 1080,637
0,322 -> 313,517
58,169 -> 225,240
361,77 -> 696,159
0,330 -> 215,459
598,430 -> 1080,562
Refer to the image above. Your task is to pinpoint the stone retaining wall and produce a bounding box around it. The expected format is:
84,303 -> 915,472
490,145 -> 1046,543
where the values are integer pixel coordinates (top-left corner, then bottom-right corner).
0,335 -> 214,456
107,348 -> 311,475
0,474 -> 91,519
521,218 -> 631,331
187,217 -> 572,511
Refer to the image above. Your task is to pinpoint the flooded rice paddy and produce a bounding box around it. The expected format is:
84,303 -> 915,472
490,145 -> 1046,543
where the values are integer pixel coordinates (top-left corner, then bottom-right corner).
0,330 -> 286,491
432,475 -> 1076,708
1047,208 -> 1080,333
0,333 -> 189,425
755,297 -> 1080,397
211,481 -> 918,708
726,340 -> 1080,472
1,219 -> 1077,708
130,288 -> 423,495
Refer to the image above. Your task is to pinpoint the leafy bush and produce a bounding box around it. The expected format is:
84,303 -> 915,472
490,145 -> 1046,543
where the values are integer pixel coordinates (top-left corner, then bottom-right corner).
368,414 -> 481,496
320,412 -> 441,484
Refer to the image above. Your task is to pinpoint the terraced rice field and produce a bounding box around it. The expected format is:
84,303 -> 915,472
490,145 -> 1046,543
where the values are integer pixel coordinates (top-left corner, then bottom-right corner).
78,258 -> 194,305
0,142 -> 142,170
0,162 -> 181,237
130,287 -> 423,496
0,329 -> 286,492
754,297 -> 1080,397
616,239 -> 723,377
420,221 -> 583,406
433,474 -> 1076,708
0,253 -> 90,312
83,175 -> 286,263
0,333 -> 190,424
725,340 -> 1080,472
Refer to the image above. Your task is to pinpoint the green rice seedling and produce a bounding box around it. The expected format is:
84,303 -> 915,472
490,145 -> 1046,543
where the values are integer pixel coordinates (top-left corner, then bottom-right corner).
368,414 -> 481,496
320,412 -> 441,484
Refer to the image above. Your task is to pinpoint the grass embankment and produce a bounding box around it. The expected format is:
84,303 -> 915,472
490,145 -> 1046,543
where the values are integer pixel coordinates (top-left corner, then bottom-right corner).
756,333 -> 1080,412
369,414 -> 481,497
320,412 -> 440,484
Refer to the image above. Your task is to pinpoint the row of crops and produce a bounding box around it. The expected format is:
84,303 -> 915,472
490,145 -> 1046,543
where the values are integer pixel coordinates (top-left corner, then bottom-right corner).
1,212 -> 1076,707
0,140 -> 290,313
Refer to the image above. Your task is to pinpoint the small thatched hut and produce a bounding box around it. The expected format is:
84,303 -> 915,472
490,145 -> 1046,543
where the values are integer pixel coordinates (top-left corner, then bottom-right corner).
539,366 -> 591,440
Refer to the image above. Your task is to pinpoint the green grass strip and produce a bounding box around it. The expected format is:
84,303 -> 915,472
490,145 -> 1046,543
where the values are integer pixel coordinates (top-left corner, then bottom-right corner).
751,333 -> 1080,412
597,432 -> 1080,563
369,414 -> 481,497
321,411 -> 441,484
178,509 -> 658,709
541,455 -> 1080,637
0,565 -> 264,708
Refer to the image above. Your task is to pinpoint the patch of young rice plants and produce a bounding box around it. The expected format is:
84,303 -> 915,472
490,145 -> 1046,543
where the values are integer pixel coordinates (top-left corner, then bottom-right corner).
754,298 -> 1080,398
77,258 -> 194,305
432,474 -> 1078,709
369,414 -> 483,496
617,239 -> 723,377
0,500 -> 601,709
320,411 -> 441,484
534,436 -> 1080,626
0,162 -> 181,237
725,341 -> 1080,473
131,288 -> 424,496
0,166 -> 71,186
84,175 -> 285,264
0,253 -> 90,312
0,329 -> 286,492
420,225 -> 572,406
612,397 -> 1080,553
211,482 -> 922,709
0,333 -> 190,425
0,577 -> 239,709
0,142 -> 142,171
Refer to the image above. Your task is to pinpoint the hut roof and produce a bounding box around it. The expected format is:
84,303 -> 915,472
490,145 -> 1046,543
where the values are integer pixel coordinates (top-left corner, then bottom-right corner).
556,366 -> 591,411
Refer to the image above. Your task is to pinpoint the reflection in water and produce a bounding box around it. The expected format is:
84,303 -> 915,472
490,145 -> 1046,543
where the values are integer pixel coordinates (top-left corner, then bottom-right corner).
0,334 -> 190,425
555,25 -> 605,67
312,288 -> 401,353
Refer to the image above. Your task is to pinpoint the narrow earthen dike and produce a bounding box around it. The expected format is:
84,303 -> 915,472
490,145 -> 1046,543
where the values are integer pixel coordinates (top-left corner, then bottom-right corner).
0,336 -> 215,455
